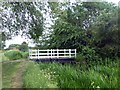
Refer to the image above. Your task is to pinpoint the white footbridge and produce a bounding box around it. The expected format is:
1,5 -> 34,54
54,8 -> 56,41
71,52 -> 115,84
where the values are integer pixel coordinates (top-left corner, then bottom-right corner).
29,49 -> 76,59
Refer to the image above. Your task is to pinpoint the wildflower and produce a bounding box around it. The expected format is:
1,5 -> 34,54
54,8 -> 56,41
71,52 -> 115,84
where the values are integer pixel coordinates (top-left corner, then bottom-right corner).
53,72 -> 56,74
96,86 -> 100,88
45,75 -> 47,77
91,82 -> 94,85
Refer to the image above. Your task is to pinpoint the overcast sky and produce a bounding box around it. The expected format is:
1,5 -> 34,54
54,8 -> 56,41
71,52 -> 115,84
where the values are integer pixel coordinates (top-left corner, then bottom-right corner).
5,0 -> 119,48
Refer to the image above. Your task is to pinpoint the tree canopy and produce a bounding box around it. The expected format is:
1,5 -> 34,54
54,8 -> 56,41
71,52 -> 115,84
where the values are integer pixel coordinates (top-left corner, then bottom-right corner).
1,1 -> 119,58
1,2 -> 44,43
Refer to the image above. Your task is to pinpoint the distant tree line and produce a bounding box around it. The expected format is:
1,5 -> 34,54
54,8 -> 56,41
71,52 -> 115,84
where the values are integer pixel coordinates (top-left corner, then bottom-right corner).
6,41 -> 28,52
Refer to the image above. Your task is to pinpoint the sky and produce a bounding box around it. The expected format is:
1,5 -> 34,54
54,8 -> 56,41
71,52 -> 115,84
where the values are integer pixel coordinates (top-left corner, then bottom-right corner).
108,0 -> 119,4
4,0 -> 119,48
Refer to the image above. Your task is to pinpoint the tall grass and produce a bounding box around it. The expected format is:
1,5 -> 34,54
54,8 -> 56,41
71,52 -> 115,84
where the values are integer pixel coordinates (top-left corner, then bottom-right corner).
23,59 -> 118,88
23,62 -> 58,88
40,62 -> 118,88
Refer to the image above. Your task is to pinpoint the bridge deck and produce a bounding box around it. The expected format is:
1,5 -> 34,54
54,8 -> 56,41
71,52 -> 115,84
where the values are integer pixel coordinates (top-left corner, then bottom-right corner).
33,58 -> 76,63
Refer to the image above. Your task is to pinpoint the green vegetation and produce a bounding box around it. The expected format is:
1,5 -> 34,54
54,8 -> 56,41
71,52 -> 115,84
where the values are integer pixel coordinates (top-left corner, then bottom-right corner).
21,52 -> 29,59
2,62 -> 20,88
23,62 -> 58,88
4,50 -> 23,60
18,42 -> 28,52
0,52 -> 9,62
23,59 -> 118,88
4,50 -> 29,60
1,1 -> 119,89
7,41 -> 28,52
0,32 -> 6,50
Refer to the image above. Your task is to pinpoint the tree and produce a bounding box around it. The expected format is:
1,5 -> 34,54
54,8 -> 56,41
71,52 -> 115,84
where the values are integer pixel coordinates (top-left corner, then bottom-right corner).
47,1 -> 119,58
0,32 -> 6,50
1,2 -> 45,43
8,44 -> 20,50
90,2 -> 119,46
48,2 -> 114,49
1,1 -> 119,59
19,41 -> 28,52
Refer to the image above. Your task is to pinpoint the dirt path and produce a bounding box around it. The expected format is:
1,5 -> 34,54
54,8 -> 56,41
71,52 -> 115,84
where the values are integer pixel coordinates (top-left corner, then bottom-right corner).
11,61 -> 28,88
1,60 -> 30,64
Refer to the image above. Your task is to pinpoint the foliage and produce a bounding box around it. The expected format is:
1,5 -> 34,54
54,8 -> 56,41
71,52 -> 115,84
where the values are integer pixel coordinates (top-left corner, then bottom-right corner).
4,50 -> 22,60
21,52 -> 29,59
0,32 -> 6,50
96,45 -> 120,59
1,2 -> 44,43
23,62 -> 58,88
18,42 -> 28,52
1,2 -> 119,88
7,41 -> 28,52
1,2 -> 119,59
76,53 -> 85,62
76,46 -> 100,64
8,44 -> 20,50
48,2 -> 119,59
81,46 -> 99,61
23,61 -> 118,88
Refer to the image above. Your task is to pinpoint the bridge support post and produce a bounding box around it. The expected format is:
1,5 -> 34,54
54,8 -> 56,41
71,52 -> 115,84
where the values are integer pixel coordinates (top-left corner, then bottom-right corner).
69,49 -> 71,58
57,49 -> 59,58
64,49 -> 65,56
47,49 -> 49,58
75,49 -> 76,58
51,49 -> 52,58
53,49 -> 55,58
38,49 -> 39,59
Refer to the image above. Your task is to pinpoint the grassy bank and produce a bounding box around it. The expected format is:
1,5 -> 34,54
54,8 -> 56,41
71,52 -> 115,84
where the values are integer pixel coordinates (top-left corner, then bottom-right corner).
23,59 -> 118,88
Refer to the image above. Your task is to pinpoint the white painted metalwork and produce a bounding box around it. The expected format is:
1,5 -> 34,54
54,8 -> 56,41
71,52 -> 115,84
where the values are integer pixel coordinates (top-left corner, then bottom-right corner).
29,49 -> 77,59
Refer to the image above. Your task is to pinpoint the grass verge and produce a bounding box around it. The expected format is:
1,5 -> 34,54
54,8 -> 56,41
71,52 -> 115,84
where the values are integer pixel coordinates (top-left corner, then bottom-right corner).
2,62 -> 21,88
23,62 -> 58,88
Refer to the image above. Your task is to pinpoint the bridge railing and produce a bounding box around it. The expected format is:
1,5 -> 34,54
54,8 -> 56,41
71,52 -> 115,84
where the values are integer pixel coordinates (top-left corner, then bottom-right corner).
29,49 -> 76,59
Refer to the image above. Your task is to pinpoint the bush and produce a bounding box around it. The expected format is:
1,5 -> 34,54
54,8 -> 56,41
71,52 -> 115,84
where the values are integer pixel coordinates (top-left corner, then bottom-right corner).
82,46 -> 96,60
21,52 -> 29,59
96,45 -> 120,59
76,53 -> 85,62
4,50 -> 23,60
77,46 -> 100,63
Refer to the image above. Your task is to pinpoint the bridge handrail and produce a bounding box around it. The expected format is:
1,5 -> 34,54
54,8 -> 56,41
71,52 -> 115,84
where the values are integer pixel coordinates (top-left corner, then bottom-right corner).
29,49 -> 76,59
